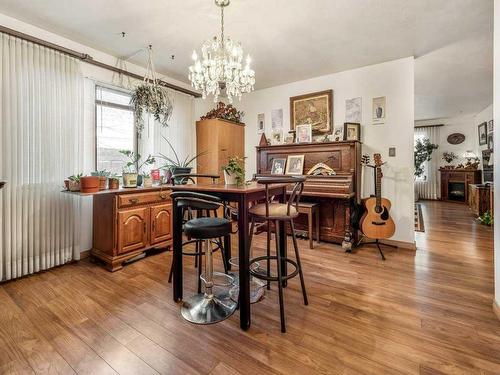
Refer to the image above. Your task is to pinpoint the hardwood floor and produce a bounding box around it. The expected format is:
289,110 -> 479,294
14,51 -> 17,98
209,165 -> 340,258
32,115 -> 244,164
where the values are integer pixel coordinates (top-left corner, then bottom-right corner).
0,200 -> 498,374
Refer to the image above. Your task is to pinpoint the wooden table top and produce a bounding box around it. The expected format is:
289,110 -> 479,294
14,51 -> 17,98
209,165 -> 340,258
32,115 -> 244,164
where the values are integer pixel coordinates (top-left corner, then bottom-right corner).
169,181 -> 287,194
61,185 -> 173,196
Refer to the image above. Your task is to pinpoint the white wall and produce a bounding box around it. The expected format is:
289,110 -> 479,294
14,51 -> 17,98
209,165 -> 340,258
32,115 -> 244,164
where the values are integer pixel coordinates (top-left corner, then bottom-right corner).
196,57 -> 415,244
0,12 -> 196,254
493,0 -> 500,308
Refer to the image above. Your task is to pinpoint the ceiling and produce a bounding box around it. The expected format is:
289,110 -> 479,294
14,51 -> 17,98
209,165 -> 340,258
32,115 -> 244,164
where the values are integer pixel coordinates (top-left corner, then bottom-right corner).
0,0 -> 493,120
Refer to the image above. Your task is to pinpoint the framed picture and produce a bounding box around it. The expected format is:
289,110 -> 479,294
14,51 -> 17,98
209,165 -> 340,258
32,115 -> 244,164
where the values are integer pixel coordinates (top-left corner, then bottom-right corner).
372,96 -> 386,125
333,126 -> 343,142
478,122 -> 487,145
487,133 -> 494,150
345,97 -> 362,123
343,122 -> 361,141
290,89 -> 333,136
296,124 -> 312,143
257,113 -> 265,133
270,158 -> 287,174
285,155 -> 305,175
488,119 -> 494,133
271,129 -> 283,145
284,135 -> 294,144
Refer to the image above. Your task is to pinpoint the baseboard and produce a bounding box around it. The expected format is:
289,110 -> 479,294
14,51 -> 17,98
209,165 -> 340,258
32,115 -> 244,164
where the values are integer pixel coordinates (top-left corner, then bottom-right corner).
79,249 -> 91,259
494,300 -> 500,321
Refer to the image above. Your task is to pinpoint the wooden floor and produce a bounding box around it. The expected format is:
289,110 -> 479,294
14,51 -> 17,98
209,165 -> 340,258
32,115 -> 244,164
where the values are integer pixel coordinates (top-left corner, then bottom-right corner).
0,200 -> 498,374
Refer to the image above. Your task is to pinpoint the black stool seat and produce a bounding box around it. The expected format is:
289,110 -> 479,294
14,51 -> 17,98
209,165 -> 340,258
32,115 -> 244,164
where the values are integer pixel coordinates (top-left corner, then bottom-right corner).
184,217 -> 232,239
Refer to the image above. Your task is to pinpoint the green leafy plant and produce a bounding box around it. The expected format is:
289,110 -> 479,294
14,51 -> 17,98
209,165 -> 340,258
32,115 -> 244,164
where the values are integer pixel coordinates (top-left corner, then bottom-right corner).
91,170 -> 111,177
119,150 -> 155,173
157,135 -> 206,169
68,173 -> 83,182
221,156 -> 246,185
130,84 -> 173,134
442,151 -> 458,164
414,138 -> 438,178
478,211 -> 493,226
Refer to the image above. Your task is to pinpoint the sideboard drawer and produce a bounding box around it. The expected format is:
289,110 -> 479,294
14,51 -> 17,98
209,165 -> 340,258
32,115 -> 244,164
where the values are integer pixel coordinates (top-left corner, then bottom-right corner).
117,191 -> 170,208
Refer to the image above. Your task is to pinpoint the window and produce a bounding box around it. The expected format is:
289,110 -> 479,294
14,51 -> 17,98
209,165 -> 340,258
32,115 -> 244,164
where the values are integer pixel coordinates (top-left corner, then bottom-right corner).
95,85 -> 136,175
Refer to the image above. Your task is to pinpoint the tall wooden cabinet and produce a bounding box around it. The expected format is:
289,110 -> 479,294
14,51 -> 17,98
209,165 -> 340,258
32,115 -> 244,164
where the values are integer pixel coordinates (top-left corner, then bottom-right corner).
196,119 -> 245,181
91,187 -> 172,271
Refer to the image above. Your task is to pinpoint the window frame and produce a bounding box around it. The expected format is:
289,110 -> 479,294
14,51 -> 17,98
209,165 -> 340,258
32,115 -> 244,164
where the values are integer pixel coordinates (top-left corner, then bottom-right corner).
94,84 -> 138,173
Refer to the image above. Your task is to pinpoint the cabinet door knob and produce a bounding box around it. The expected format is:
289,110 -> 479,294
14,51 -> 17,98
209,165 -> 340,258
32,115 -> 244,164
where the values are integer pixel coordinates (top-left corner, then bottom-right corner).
129,198 -> 139,204
160,193 -> 168,200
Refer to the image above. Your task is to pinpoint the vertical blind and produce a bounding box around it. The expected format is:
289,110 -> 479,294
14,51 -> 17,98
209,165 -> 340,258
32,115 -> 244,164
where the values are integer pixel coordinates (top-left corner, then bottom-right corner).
0,33 -> 83,281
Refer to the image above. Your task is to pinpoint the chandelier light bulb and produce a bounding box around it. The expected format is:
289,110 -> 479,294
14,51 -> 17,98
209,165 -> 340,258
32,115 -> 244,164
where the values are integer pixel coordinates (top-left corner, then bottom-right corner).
192,50 -> 198,61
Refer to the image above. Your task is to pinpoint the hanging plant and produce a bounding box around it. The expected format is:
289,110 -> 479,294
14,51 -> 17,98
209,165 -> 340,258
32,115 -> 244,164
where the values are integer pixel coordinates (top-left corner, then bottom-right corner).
414,138 -> 438,178
130,46 -> 173,134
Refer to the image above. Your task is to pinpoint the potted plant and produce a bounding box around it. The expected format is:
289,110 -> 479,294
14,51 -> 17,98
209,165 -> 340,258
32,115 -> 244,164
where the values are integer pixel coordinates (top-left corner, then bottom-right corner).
414,138 -> 438,179
119,150 -> 155,187
80,175 -> 100,193
130,83 -> 173,135
157,136 -> 206,184
91,170 -> 111,190
442,152 -> 457,169
68,174 -> 82,192
108,175 -> 120,189
142,172 -> 153,187
221,156 -> 245,185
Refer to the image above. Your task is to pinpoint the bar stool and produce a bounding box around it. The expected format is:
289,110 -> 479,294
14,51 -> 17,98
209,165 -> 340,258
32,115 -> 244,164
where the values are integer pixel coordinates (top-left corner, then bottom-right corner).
171,191 -> 237,324
248,176 -> 308,332
168,174 -> 229,294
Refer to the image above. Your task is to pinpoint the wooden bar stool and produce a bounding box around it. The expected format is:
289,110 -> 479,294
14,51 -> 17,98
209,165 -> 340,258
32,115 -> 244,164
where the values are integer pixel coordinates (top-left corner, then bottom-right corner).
297,202 -> 320,249
247,176 -> 308,333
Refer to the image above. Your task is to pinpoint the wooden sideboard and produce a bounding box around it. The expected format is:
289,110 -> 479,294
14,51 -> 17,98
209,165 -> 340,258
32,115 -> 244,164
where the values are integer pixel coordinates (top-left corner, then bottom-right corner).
256,141 -> 361,246
440,169 -> 481,203
196,118 -> 245,182
468,184 -> 491,217
90,186 -> 173,271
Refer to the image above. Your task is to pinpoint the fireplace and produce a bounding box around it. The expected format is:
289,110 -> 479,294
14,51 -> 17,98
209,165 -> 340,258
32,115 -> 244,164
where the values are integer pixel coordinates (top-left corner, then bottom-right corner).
439,168 -> 481,203
448,182 -> 465,202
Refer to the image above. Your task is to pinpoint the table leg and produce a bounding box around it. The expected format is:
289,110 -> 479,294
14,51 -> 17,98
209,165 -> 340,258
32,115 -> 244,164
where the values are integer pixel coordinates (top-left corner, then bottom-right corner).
237,194 -> 251,330
172,198 -> 183,302
279,187 -> 287,287
315,206 -> 320,244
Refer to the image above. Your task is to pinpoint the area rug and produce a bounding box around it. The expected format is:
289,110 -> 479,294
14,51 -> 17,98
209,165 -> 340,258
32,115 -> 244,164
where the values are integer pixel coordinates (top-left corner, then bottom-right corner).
415,203 -> 425,232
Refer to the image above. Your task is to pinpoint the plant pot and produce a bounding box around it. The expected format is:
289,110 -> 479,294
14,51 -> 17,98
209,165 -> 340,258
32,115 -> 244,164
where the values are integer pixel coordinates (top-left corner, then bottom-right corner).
224,170 -> 238,185
80,176 -> 100,193
171,167 -> 192,184
123,172 -> 138,188
97,176 -> 108,190
68,180 -> 80,192
64,180 -> 69,190
143,176 -> 153,187
108,178 -> 120,189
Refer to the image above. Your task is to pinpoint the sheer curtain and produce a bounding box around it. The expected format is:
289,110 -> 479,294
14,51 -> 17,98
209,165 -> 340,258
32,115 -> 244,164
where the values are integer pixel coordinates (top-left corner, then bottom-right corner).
414,126 -> 440,200
0,33 -> 84,281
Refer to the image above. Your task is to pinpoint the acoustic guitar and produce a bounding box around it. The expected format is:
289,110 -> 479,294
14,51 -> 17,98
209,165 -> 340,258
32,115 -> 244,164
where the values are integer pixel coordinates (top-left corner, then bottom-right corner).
360,153 -> 395,239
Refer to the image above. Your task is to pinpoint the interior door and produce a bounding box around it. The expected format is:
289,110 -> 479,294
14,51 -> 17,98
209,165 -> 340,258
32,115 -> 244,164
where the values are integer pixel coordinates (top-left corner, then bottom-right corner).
150,203 -> 172,245
117,207 -> 149,254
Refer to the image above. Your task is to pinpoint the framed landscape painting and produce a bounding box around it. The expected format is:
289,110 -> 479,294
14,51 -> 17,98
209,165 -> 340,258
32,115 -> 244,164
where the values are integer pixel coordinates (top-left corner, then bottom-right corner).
290,89 -> 333,136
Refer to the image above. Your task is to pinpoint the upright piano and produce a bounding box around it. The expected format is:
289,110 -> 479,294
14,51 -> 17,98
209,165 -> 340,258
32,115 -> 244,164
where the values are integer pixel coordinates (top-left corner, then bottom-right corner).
256,141 -> 361,247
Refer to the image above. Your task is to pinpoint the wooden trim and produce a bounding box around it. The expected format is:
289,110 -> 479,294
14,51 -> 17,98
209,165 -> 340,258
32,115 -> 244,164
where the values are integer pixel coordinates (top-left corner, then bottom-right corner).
0,24 -> 201,98
414,124 -> 444,128
494,300 -> 500,321
256,140 -> 360,150
79,249 -> 92,259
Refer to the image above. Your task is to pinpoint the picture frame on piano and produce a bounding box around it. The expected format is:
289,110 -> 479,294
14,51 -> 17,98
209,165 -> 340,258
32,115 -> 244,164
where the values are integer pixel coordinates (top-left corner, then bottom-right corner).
343,122 -> 361,141
285,155 -> 305,175
270,158 -> 287,174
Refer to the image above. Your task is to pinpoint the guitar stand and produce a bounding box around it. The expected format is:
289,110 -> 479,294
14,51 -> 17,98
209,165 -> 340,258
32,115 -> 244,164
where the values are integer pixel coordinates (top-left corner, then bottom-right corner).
355,236 -> 397,261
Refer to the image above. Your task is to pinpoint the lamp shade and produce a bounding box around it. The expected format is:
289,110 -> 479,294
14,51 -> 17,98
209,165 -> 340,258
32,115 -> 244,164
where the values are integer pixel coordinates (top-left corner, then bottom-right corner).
463,150 -> 477,159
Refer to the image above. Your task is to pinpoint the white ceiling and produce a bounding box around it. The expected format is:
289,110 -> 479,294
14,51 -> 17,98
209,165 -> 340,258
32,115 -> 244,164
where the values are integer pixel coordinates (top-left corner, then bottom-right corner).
0,0 -> 493,120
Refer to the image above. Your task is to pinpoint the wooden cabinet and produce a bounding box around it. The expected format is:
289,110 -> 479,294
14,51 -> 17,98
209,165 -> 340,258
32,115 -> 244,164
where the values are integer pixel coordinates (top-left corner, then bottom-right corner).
468,184 -> 490,217
196,119 -> 245,182
91,187 -> 172,271
440,169 -> 481,203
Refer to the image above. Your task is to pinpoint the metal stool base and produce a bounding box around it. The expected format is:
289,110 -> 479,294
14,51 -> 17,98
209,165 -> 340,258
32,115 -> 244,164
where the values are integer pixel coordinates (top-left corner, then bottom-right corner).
181,293 -> 237,325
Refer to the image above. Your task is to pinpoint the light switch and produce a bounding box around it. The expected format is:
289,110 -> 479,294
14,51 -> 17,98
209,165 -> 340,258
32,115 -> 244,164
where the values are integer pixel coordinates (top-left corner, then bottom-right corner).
389,147 -> 396,157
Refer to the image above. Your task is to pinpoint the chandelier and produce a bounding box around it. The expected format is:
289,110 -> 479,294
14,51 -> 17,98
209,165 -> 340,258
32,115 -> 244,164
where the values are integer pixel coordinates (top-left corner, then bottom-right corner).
188,0 -> 255,103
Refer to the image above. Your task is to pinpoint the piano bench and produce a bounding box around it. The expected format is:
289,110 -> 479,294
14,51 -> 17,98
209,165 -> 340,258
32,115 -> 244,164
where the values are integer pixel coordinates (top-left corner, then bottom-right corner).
297,202 -> 320,249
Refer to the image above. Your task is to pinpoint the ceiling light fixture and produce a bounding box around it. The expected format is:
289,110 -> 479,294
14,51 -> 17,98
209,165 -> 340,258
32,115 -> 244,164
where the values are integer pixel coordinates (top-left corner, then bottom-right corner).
188,0 -> 255,103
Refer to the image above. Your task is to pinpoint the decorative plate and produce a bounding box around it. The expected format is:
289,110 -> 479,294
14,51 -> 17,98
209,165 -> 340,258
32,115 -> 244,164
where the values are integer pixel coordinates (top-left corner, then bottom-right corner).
447,133 -> 465,145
